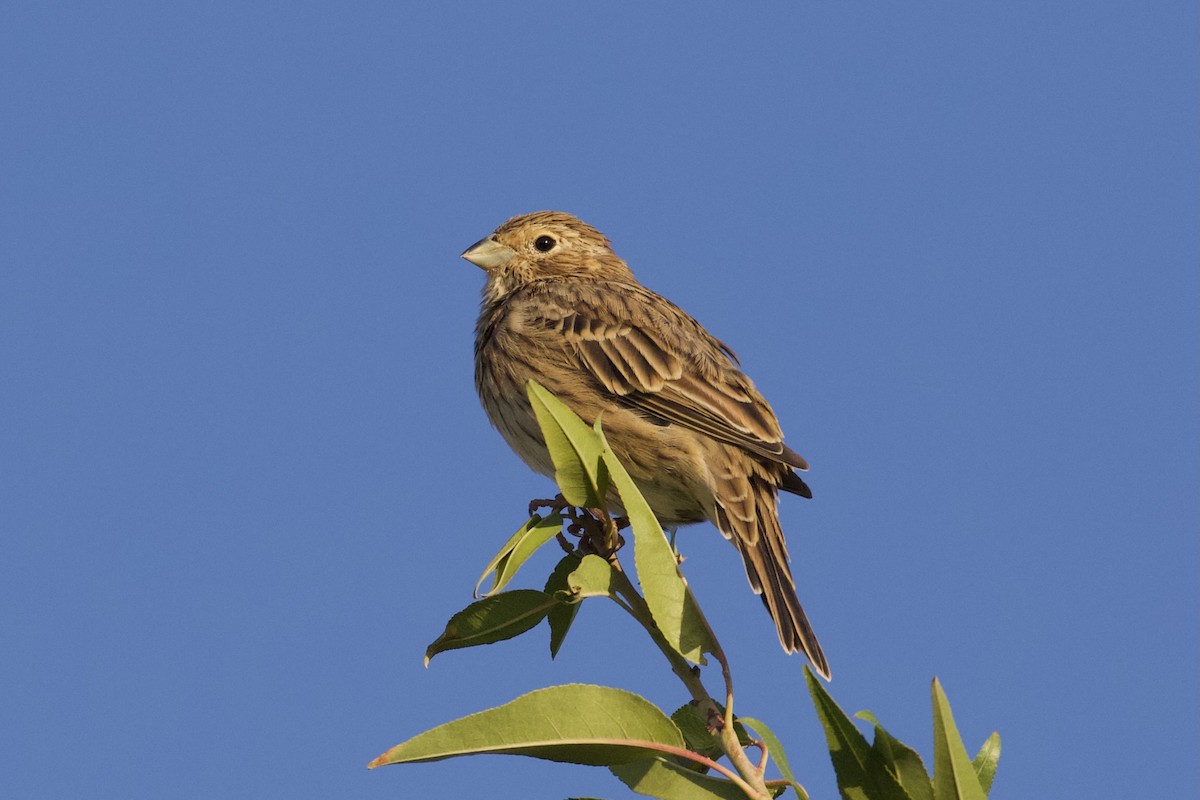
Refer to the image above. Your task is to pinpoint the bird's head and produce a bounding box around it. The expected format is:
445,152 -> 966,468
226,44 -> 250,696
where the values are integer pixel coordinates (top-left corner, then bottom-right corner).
462,211 -> 635,302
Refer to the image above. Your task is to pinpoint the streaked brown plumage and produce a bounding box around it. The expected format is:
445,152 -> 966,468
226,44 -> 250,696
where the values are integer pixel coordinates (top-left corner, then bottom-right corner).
463,211 -> 829,679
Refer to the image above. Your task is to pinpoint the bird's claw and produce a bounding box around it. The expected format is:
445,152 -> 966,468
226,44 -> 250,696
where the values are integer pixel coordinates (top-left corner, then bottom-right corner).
528,497 -> 626,560
529,495 -> 570,518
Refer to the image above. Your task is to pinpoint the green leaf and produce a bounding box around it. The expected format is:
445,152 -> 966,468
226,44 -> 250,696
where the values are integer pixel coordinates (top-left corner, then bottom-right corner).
930,678 -> 987,800
804,666 -> 872,796
475,513 -> 564,597
369,684 -> 686,768
544,554 -> 582,658
611,757 -> 762,800
526,380 -> 609,508
804,667 -> 911,800
670,703 -> 753,769
596,423 -> 713,665
971,733 -> 1000,796
741,716 -> 810,800
567,554 -> 618,598
424,590 -> 556,665
855,711 -> 933,800
669,704 -> 724,765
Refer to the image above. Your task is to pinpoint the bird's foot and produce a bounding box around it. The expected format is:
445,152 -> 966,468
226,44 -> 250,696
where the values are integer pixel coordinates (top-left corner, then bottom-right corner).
528,496 -> 626,560
528,495 -> 570,518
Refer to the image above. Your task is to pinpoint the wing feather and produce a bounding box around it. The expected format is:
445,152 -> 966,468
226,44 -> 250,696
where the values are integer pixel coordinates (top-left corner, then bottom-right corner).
529,281 -> 807,471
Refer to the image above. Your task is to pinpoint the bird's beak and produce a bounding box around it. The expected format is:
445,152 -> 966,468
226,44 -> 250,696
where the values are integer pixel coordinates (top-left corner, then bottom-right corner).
461,236 -> 517,270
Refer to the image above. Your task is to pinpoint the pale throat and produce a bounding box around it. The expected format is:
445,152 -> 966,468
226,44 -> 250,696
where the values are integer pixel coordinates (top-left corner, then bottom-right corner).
482,270 -> 523,305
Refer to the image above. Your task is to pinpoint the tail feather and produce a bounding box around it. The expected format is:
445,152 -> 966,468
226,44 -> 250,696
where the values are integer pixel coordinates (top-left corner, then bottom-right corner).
714,474 -> 830,679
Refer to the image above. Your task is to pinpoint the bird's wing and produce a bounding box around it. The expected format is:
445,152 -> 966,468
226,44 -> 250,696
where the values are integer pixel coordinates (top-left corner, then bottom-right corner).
527,281 -> 809,472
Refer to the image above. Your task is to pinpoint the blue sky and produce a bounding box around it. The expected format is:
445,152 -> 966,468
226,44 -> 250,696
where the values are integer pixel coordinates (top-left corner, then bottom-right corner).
2,3 -> 1196,798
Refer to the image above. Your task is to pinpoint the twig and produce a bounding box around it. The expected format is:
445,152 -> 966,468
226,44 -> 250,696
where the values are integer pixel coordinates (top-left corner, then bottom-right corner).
607,563 -> 773,800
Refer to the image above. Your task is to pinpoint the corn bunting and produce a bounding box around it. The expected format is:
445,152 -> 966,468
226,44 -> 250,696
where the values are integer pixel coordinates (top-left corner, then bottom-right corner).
463,211 -> 829,679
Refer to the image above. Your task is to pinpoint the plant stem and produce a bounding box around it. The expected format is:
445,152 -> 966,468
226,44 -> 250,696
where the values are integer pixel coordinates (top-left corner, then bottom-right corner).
608,562 -> 773,800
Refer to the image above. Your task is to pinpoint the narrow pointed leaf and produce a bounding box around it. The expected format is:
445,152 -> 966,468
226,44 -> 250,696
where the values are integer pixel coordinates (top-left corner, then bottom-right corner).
424,590 -> 556,665
805,667 -> 910,800
369,684 -> 686,768
741,716 -> 810,800
971,733 -> 1000,795
804,666 -> 872,793
474,513 -> 541,597
611,757 -> 762,800
475,513 -> 563,597
930,679 -> 987,800
596,423 -> 712,665
545,554 -> 582,658
527,381 -> 609,508
856,711 -> 933,800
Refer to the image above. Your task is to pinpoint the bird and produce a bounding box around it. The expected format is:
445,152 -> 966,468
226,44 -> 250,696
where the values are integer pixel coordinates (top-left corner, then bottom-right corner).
462,211 -> 829,679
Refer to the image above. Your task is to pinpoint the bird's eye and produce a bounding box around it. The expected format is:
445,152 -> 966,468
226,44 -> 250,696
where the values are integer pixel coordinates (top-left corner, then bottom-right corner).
534,235 -> 557,252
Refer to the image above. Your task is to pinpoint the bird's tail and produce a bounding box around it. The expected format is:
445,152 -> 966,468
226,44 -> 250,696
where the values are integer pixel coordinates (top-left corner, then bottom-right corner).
713,474 -> 831,680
